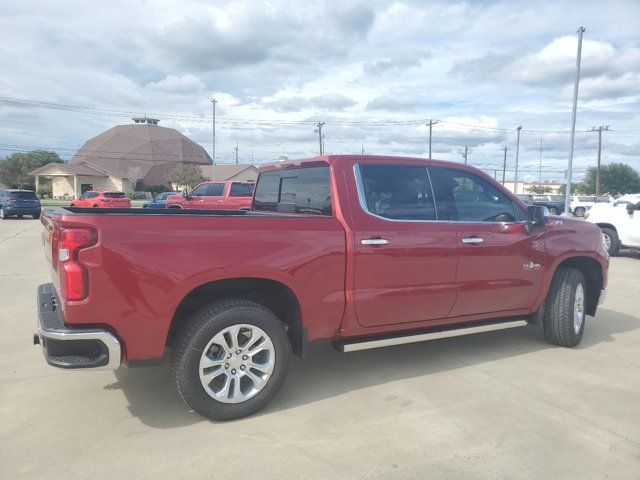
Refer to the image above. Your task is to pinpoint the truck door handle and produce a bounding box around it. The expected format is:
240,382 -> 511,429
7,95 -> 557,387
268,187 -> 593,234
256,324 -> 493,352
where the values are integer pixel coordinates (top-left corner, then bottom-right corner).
461,237 -> 484,244
361,238 -> 389,246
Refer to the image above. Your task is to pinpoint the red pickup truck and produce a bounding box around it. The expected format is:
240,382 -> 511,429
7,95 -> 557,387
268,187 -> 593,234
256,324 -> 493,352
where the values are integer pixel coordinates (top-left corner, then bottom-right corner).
165,180 -> 254,210
70,191 -> 131,208
35,155 -> 608,420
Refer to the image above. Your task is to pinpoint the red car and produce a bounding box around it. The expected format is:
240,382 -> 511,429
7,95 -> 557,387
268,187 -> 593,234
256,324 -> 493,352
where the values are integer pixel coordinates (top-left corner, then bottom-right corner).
166,181 -> 254,210
70,191 -> 131,208
36,155 -> 608,420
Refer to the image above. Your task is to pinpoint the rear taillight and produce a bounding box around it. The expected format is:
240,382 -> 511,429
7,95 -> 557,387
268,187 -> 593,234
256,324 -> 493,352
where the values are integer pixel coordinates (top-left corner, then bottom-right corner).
58,227 -> 97,301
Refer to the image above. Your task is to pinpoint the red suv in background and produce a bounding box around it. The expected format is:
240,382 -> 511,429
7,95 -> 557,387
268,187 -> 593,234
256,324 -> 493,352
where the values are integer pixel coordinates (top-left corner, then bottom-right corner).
166,181 -> 254,210
70,191 -> 131,208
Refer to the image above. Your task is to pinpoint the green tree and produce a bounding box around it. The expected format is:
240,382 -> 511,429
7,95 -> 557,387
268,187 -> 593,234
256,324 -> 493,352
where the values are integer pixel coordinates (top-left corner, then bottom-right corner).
528,184 -> 552,194
0,150 -> 63,189
582,163 -> 640,196
167,164 -> 205,190
559,183 -> 589,195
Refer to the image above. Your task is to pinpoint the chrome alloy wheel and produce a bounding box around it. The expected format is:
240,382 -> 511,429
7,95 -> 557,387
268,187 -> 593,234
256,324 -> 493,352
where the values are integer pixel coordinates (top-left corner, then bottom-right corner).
199,324 -> 275,404
602,232 -> 612,252
573,283 -> 585,334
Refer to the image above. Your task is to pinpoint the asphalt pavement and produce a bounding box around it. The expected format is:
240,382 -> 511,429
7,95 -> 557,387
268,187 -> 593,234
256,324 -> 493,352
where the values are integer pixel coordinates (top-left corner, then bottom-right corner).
1,218 -> 639,479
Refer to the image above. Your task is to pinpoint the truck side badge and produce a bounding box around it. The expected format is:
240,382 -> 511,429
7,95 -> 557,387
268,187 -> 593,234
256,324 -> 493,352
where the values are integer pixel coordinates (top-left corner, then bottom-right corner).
523,261 -> 542,271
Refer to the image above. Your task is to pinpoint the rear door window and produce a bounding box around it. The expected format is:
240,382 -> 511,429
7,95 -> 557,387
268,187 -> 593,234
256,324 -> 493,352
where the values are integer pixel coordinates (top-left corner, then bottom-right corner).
9,191 -> 37,199
253,166 -> 332,215
206,183 -> 224,196
357,164 -> 437,220
229,183 -> 254,197
103,192 -> 125,198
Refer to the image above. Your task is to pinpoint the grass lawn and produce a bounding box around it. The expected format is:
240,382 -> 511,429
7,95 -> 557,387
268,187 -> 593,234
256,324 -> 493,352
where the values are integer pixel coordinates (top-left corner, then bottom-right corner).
40,199 -> 147,208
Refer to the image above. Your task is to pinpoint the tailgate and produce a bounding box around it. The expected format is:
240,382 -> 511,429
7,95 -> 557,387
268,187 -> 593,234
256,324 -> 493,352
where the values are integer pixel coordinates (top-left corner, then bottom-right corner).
40,210 -> 63,292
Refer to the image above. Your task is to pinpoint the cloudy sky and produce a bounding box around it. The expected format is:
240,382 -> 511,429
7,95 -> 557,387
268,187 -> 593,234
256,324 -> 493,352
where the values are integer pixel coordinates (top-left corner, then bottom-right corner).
1,0 -> 639,182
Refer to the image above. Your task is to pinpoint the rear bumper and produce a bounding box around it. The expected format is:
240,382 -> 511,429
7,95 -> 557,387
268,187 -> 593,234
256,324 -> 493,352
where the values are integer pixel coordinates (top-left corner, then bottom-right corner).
34,283 -> 121,369
3,206 -> 40,215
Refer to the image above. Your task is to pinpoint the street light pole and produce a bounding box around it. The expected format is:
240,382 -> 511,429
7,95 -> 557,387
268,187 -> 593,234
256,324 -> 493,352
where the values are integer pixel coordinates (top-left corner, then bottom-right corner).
210,98 -> 217,180
502,146 -> 508,185
514,126 -> 522,193
591,125 -> 609,196
426,120 -> 438,158
564,27 -> 585,215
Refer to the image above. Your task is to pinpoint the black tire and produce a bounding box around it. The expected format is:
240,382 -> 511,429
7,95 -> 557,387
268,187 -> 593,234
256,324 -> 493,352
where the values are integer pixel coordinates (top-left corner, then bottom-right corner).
32,214 -> 40,219
17,214 -> 23,218
170,299 -> 291,421
543,268 -> 586,347
601,227 -> 620,256
548,207 -> 560,215
574,207 -> 586,217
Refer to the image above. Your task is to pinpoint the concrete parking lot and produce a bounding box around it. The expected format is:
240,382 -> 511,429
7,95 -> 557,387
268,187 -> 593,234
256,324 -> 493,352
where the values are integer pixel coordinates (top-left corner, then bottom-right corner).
1,218 -> 639,480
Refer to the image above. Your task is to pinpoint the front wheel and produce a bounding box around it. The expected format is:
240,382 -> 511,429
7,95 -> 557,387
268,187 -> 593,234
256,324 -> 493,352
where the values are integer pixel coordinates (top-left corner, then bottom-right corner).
170,299 -> 291,420
548,207 -> 560,215
0,207 -> 7,219
543,267 -> 586,347
573,207 -> 586,217
601,227 -> 620,256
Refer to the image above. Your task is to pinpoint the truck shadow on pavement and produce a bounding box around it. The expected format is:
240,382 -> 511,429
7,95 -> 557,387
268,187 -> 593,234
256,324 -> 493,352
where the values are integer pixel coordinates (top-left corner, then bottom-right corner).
104,307 -> 638,428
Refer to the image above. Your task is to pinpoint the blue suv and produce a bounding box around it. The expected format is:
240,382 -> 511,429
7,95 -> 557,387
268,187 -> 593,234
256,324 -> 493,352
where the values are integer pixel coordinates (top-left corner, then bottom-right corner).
0,189 -> 41,219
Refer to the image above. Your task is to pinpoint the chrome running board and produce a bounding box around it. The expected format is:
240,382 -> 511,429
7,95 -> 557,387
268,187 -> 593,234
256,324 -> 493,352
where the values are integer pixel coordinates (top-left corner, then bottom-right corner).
335,319 -> 528,353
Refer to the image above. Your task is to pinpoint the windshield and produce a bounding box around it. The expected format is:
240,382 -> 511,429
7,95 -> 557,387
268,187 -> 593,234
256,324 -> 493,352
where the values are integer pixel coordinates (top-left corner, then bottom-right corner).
8,191 -> 37,199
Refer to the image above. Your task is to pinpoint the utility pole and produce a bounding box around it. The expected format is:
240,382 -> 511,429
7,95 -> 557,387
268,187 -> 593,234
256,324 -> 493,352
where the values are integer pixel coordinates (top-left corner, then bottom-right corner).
210,98 -> 217,180
462,146 -> 471,164
233,141 -> 239,165
564,26 -> 586,215
514,126 -> 522,193
426,120 -> 438,158
539,137 -> 543,183
314,122 -> 325,156
591,125 -> 609,196
502,146 -> 508,185
361,143 -> 365,155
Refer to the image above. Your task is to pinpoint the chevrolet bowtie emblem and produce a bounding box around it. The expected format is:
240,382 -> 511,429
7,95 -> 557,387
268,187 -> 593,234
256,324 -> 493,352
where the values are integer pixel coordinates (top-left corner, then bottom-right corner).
523,261 -> 542,271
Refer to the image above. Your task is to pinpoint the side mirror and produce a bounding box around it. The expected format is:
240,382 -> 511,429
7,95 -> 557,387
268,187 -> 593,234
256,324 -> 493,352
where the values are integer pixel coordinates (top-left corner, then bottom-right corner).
627,203 -> 636,215
526,205 -> 547,227
181,189 -> 192,200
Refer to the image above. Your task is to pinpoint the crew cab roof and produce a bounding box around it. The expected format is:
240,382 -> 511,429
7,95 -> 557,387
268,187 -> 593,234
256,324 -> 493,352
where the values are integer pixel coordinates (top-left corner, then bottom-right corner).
258,155 -> 469,172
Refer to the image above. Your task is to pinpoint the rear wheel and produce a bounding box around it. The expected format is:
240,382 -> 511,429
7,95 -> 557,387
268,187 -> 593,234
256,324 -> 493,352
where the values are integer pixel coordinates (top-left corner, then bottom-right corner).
574,207 -> 586,217
32,213 -> 40,219
170,299 -> 291,420
0,207 -> 7,219
543,268 -> 586,347
548,207 -> 560,215
601,227 -> 620,256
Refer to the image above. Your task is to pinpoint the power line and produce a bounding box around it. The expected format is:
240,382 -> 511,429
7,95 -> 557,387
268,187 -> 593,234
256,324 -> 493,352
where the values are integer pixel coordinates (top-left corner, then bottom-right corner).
2,95 -> 638,134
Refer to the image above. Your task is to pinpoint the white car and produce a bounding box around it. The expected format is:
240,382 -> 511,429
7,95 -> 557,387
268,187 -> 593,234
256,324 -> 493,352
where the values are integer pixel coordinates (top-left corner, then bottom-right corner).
585,194 -> 640,255
570,195 -> 612,217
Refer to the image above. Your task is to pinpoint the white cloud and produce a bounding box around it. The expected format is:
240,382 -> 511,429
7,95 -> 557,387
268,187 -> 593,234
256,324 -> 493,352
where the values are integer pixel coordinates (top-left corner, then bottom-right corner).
0,0 -> 638,177
146,75 -> 207,94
